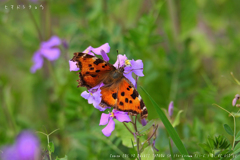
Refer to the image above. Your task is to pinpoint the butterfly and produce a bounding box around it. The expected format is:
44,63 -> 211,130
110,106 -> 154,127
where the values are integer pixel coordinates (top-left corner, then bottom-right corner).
71,52 -> 148,119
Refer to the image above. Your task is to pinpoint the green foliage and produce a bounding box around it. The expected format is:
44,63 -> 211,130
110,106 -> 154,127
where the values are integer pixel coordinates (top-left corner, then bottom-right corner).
1,0 -> 240,159
224,124 -> 234,136
199,135 -> 232,159
141,87 -> 190,160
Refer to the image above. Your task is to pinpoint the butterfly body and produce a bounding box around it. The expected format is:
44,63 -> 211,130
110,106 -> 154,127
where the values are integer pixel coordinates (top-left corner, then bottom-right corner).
71,52 -> 148,119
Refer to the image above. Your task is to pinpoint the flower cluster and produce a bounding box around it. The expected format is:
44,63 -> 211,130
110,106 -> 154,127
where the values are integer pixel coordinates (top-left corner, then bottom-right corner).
168,101 -> 174,117
69,43 -> 144,136
232,94 -> 240,106
1,131 -> 40,160
31,36 -> 61,73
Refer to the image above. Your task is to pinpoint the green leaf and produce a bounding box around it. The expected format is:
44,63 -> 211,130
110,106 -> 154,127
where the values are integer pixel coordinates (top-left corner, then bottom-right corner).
48,142 -> 54,153
138,120 -> 154,134
169,138 -> 174,158
235,131 -> 240,141
141,146 -> 155,160
56,155 -> 68,160
234,154 -> 240,160
233,142 -> 240,154
172,110 -> 183,127
115,121 -> 134,147
198,143 -> 212,153
207,137 -> 215,150
141,87 -> 190,160
223,124 -> 234,136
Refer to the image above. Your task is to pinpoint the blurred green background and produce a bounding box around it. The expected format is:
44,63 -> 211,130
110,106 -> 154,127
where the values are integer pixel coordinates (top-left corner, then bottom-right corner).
1,0 -> 240,159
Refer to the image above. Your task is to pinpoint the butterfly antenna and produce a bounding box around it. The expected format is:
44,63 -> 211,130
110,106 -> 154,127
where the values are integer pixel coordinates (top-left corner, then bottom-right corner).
117,50 -> 120,68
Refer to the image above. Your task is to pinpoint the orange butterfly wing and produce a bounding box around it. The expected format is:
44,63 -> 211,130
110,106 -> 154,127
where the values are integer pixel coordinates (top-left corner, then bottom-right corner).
71,52 -> 115,89
100,78 -> 148,119
72,52 -> 148,118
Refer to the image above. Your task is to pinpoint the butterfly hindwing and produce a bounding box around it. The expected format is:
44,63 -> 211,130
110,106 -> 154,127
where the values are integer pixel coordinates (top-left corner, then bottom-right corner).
71,52 -> 114,89
100,77 -> 148,119
117,78 -> 148,118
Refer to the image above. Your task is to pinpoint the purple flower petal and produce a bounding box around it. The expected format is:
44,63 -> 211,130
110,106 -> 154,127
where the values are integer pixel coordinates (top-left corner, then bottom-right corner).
41,48 -> 61,61
102,118 -> 115,137
91,43 -> 110,55
168,101 -> 174,117
30,51 -> 44,73
1,146 -> 19,160
115,112 -> 131,122
99,113 -> 110,125
88,96 -> 95,104
114,54 -> 128,68
233,94 -> 240,106
83,46 -> 95,56
1,131 -> 40,160
69,60 -> 79,71
41,36 -> 61,48
16,131 -> 40,159
233,98 -> 237,106
130,59 -> 143,70
130,60 -> 144,76
94,104 -> 106,111
141,118 -> 147,126
124,72 -> 136,86
101,50 -> 109,61
81,91 -> 90,99
152,139 -> 159,152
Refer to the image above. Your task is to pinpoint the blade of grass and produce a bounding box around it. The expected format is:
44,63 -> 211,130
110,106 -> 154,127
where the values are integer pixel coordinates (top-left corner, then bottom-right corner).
141,87 -> 191,160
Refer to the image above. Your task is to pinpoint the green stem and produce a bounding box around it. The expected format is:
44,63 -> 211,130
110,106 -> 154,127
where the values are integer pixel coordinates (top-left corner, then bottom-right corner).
213,104 -> 236,149
23,0 -> 43,41
131,116 -> 141,160
47,135 -> 52,160
123,122 -> 134,135
36,129 -> 59,160
231,72 -> 240,85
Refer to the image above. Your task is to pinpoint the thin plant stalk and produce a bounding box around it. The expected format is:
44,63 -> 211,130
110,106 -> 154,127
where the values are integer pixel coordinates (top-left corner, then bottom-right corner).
213,104 -> 236,149
36,129 -> 60,160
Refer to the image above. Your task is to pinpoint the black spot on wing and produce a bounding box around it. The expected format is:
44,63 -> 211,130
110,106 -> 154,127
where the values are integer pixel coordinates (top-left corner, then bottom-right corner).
94,59 -> 103,65
112,93 -> 117,99
91,75 -> 97,77
119,102 -> 124,106
85,54 -> 94,58
121,92 -> 125,96
96,70 -> 100,72
90,67 -> 94,70
125,98 -> 128,103
129,100 -> 132,103
86,72 -> 89,74
130,90 -> 139,100
89,64 -> 92,67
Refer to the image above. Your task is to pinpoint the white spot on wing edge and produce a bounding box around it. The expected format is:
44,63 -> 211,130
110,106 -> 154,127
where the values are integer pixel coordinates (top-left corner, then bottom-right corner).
138,95 -> 142,100
142,106 -> 146,111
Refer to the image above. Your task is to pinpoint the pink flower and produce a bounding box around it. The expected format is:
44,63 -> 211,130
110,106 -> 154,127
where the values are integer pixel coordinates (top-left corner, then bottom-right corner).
1,131 -> 40,160
168,101 -> 174,117
31,36 -> 61,73
81,83 -> 106,111
99,110 -> 131,137
114,54 -> 144,86
232,94 -> 240,106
